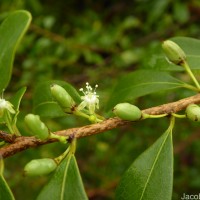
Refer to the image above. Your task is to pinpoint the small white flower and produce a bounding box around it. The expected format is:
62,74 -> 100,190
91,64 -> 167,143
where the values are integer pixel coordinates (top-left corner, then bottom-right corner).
78,82 -> 99,114
0,98 -> 15,116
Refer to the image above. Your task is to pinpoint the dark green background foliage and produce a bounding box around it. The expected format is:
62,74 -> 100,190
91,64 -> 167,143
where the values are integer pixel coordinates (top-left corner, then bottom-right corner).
1,0 -> 200,199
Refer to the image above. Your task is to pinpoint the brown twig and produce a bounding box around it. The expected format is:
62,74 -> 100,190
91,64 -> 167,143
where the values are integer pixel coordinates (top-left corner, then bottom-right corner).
1,93 -> 200,158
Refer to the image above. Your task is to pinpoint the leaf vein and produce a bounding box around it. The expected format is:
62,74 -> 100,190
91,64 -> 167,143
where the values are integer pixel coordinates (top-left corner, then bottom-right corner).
139,131 -> 171,200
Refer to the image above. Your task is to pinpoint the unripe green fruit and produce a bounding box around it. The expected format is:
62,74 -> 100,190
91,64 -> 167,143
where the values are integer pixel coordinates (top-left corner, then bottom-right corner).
24,114 -> 49,140
162,40 -> 186,65
185,104 -> 200,122
24,158 -> 57,176
113,103 -> 142,121
50,84 -> 75,113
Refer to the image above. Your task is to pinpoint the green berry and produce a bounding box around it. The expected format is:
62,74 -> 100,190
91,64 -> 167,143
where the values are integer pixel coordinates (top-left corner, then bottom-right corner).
162,40 -> 186,65
50,84 -> 75,113
113,103 -> 142,121
185,104 -> 200,122
24,114 -> 49,140
24,158 -> 57,176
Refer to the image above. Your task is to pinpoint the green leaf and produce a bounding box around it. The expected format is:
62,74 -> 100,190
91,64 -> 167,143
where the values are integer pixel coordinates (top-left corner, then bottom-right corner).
152,37 -> 200,71
36,154 -> 88,200
0,10 -> 32,93
0,159 -> 15,200
173,2 -> 189,24
172,37 -> 200,55
172,37 -> 200,70
115,129 -> 173,200
10,87 -> 26,126
147,0 -> 169,25
149,55 -> 183,72
10,87 -> 26,111
33,80 -> 81,118
106,70 -> 183,110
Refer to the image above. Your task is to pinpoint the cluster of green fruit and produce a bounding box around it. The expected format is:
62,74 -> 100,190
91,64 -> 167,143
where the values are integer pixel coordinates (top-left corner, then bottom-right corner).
23,84 -> 76,176
113,102 -> 200,122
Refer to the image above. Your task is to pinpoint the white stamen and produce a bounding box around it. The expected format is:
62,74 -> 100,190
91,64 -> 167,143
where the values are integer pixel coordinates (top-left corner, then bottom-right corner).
78,82 -> 99,114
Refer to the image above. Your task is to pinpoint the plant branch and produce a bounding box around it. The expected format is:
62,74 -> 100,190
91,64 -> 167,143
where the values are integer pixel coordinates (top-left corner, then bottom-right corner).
1,93 -> 200,158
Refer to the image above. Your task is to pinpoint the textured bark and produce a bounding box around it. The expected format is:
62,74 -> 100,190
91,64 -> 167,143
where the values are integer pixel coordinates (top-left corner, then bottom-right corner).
1,93 -> 200,158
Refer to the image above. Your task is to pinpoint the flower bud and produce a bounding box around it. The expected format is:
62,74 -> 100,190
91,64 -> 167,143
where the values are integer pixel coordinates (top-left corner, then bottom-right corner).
24,114 -> 49,140
113,103 -> 142,121
50,84 -> 75,113
24,158 -> 57,176
185,104 -> 200,122
162,40 -> 186,65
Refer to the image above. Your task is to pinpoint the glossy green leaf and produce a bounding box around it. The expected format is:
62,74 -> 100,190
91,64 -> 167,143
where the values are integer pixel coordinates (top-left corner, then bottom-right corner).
115,129 -> 173,200
152,37 -> 200,71
0,159 -> 15,200
0,10 -> 31,93
33,80 -> 81,118
36,154 -> 88,200
106,70 -> 183,110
